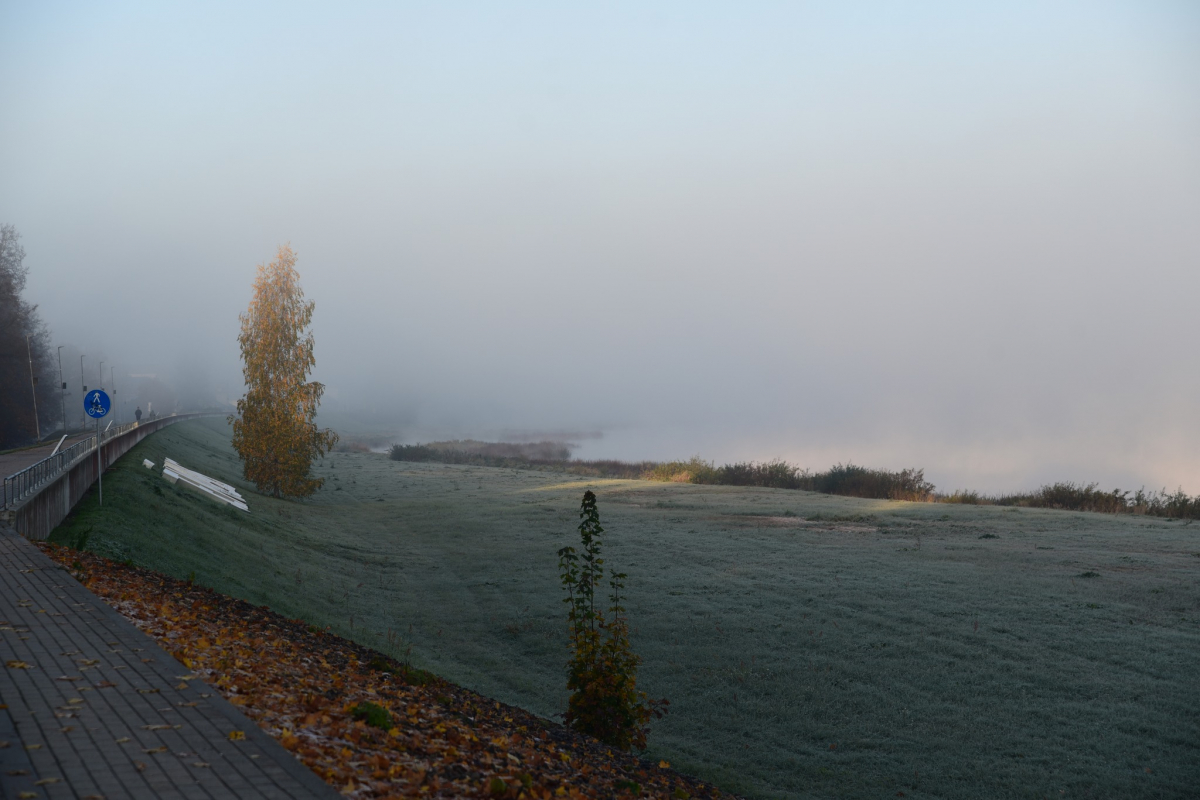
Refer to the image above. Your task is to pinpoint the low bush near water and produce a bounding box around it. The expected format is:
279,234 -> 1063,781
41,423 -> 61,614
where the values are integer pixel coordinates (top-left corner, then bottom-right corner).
801,463 -> 935,501
936,482 -> 1200,519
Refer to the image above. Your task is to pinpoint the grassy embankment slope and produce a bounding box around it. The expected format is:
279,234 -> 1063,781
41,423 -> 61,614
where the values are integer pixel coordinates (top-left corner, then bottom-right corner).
53,418 -> 1200,799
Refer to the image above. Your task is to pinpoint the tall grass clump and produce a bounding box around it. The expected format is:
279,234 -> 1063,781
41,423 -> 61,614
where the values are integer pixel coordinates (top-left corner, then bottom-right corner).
557,490 -> 666,750
711,460 -> 806,489
940,490 -> 984,505
644,457 -> 720,484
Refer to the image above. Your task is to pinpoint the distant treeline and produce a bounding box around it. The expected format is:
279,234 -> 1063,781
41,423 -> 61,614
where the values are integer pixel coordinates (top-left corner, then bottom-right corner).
391,439 -> 571,462
388,439 -> 1200,520
387,441 -> 651,478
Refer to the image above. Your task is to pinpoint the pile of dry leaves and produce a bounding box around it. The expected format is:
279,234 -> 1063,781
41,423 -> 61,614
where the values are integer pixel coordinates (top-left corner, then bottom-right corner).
40,544 -> 731,800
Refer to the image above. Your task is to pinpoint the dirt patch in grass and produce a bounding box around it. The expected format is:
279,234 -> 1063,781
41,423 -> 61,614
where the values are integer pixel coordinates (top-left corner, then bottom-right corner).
726,515 -> 877,534
42,543 -> 733,800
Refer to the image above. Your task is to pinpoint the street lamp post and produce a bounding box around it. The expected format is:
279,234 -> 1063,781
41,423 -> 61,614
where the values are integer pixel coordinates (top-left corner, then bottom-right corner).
98,362 -> 105,442
57,346 -> 67,434
80,355 -> 87,428
111,367 -> 118,425
25,334 -> 40,443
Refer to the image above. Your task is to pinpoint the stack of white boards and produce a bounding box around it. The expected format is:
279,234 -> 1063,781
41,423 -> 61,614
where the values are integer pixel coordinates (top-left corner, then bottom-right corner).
162,457 -> 249,512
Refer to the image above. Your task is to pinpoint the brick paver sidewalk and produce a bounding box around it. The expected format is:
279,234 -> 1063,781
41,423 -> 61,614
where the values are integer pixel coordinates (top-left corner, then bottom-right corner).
0,525 -> 338,799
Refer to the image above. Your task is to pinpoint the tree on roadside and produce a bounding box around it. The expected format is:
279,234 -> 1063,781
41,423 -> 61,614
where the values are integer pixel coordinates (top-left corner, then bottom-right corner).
230,245 -> 338,498
0,224 -> 56,449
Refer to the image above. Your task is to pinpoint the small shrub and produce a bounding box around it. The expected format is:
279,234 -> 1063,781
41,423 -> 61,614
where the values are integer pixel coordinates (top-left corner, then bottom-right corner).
349,701 -> 393,730
69,526 -> 92,552
402,666 -> 435,686
365,652 -> 432,686
367,655 -> 396,674
558,490 -> 667,750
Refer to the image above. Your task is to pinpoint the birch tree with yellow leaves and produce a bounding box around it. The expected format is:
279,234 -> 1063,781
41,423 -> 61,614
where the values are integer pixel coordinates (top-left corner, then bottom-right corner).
231,245 -> 338,498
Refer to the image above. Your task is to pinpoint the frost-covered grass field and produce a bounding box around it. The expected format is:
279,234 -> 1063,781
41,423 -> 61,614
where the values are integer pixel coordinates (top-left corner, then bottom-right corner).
54,419 -> 1200,799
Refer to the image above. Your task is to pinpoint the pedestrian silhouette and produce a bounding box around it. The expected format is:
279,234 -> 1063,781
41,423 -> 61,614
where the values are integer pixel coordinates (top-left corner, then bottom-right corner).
135,406 -> 142,422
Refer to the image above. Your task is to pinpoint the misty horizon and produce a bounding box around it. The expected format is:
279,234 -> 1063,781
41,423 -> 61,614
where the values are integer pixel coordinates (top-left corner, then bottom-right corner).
3,2 -> 1198,495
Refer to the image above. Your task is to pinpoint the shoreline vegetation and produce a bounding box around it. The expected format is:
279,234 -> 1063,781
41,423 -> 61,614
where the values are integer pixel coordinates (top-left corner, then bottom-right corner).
387,440 -> 1200,520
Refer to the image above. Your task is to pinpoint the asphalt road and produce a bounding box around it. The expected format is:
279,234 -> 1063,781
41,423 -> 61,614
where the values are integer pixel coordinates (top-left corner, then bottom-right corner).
0,432 -> 97,478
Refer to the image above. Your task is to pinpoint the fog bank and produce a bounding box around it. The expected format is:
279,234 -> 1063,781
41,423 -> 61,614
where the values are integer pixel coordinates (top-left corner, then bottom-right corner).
2,2 -> 1197,493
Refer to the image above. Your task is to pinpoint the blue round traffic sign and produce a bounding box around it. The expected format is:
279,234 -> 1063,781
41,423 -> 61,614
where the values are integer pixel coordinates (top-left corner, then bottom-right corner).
85,389 -> 111,418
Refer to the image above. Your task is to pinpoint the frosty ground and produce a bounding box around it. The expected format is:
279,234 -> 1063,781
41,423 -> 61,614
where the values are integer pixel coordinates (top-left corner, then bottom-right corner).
52,418 -> 1200,799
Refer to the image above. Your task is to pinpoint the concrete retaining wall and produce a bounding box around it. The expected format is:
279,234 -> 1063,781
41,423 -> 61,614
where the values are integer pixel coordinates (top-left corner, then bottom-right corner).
8,414 -> 207,541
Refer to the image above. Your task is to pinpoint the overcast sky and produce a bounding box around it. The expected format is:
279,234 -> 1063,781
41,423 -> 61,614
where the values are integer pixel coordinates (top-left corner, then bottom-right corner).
2,1 -> 1198,493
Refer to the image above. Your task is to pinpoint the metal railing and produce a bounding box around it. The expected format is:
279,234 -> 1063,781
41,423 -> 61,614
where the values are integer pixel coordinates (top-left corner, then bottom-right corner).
2,415 -> 192,509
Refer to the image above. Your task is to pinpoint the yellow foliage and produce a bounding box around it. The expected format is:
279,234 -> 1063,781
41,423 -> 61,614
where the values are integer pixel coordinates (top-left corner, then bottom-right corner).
230,245 -> 338,498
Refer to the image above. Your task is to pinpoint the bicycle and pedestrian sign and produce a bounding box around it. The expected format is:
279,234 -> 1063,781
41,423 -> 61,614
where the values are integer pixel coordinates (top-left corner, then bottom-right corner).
85,390 -> 111,419
84,389 -> 111,505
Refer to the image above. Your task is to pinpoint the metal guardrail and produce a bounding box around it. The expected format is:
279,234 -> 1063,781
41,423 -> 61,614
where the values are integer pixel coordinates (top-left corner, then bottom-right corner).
1,416 -> 187,510
3,435 -> 94,508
